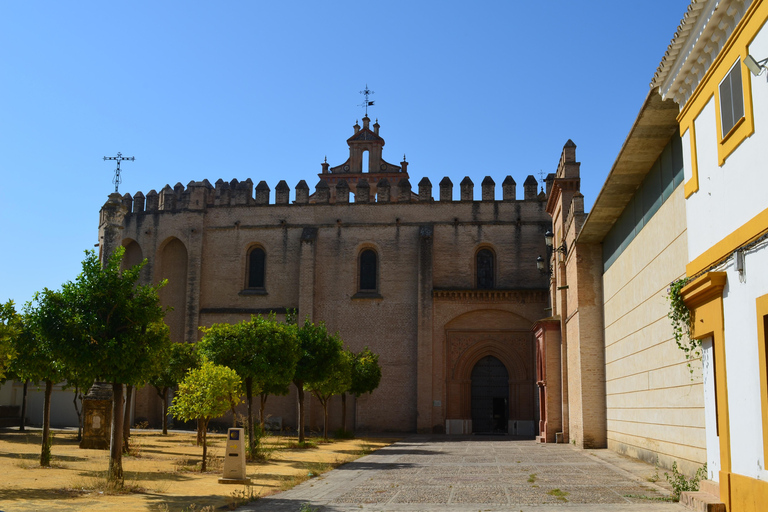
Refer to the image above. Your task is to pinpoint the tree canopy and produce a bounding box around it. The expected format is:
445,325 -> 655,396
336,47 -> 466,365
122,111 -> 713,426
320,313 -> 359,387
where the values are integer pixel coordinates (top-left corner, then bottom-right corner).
0,301 -> 19,380
169,359 -> 242,471
199,314 -> 300,454
149,341 -> 200,434
32,248 -> 169,482
294,319 -> 344,442
349,347 -> 382,397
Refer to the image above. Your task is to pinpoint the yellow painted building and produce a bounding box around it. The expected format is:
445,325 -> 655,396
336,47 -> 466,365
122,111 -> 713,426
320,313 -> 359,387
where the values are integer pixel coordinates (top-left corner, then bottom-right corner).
652,0 -> 768,509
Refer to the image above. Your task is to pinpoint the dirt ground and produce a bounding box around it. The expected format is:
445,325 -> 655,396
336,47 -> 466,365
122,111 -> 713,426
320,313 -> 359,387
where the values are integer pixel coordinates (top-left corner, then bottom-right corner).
0,428 -> 397,511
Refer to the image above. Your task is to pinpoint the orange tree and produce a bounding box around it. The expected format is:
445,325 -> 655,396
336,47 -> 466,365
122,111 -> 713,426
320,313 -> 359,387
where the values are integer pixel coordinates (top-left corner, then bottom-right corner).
199,314 -> 300,455
169,359 -> 241,471
32,248 -> 169,484
341,347 -> 382,432
149,341 -> 200,434
294,319 -> 343,443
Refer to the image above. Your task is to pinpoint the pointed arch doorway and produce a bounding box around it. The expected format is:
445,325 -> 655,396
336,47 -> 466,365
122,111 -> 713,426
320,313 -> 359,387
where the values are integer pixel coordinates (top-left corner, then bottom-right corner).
471,355 -> 509,434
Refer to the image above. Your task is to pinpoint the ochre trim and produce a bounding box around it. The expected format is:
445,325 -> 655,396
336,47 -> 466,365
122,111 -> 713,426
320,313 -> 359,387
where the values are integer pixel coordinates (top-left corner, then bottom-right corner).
686,206 -> 768,276
730,473 -> 768,512
677,1 -> 765,174
681,272 -> 730,510
757,294 -> 768,471
682,123 -> 700,198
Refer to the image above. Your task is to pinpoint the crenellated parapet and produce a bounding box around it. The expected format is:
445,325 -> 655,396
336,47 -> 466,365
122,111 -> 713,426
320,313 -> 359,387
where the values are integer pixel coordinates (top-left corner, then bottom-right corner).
115,174 -> 547,214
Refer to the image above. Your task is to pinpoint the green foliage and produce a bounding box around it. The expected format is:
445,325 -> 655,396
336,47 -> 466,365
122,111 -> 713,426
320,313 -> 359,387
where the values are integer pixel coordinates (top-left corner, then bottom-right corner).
0,300 -> 19,380
307,345 -> 351,403
664,461 -> 707,501
667,278 -> 699,373
200,314 -> 300,397
295,320 -> 344,385
199,314 -> 300,453
150,341 -> 199,391
28,248 -> 169,482
333,428 -> 354,439
35,248 -> 169,385
169,359 -> 242,472
349,347 -> 382,397
169,359 -> 242,423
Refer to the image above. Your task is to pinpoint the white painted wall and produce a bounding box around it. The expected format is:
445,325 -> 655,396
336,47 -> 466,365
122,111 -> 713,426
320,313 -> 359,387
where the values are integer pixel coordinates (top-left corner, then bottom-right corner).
0,380 -> 80,427
722,246 -> 768,481
701,337 -> 721,481
687,23 -> 768,262
682,14 -> 768,486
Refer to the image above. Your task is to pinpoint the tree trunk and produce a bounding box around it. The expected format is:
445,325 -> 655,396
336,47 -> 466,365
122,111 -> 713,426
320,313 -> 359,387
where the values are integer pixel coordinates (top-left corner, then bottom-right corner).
122,384 -> 133,452
161,387 -> 169,435
108,383 -> 124,484
322,398 -> 329,440
259,393 -> 268,428
201,418 -> 208,472
19,380 -> 28,432
341,393 -> 347,433
40,380 -> 52,466
245,378 -> 254,456
296,381 -> 305,443
73,387 -> 83,441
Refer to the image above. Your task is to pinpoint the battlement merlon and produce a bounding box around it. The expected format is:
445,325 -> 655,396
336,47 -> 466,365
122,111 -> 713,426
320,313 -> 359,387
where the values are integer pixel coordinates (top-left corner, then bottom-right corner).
109,174 -> 550,214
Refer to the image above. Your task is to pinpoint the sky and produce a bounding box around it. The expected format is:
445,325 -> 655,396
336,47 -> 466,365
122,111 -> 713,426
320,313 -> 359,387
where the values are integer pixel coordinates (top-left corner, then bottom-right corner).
0,1 -> 692,308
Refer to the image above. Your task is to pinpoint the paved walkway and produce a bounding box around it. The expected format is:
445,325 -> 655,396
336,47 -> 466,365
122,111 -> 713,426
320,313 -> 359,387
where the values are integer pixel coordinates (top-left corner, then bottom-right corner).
238,435 -> 689,511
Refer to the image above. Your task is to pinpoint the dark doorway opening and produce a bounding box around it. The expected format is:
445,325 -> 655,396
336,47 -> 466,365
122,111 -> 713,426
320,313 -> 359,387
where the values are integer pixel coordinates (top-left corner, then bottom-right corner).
471,355 -> 509,434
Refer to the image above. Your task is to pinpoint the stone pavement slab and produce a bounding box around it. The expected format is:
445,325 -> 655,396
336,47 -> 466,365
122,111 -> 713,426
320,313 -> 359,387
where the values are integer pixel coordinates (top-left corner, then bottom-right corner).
237,435 -> 689,511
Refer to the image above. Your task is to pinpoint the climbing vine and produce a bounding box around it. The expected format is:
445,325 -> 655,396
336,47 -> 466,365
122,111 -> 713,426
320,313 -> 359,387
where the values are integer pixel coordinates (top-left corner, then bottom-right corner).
667,278 -> 698,371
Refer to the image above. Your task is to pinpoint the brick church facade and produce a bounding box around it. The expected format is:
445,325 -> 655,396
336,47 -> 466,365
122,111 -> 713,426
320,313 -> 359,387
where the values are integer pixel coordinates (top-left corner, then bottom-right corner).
99,116 -> 583,436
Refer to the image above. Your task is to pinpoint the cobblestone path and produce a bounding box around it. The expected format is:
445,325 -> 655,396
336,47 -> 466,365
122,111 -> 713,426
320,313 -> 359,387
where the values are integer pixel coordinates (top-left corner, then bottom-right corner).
238,436 -> 689,511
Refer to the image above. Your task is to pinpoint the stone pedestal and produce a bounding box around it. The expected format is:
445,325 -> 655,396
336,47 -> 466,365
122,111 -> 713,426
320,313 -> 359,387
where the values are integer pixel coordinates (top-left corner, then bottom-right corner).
80,383 -> 112,450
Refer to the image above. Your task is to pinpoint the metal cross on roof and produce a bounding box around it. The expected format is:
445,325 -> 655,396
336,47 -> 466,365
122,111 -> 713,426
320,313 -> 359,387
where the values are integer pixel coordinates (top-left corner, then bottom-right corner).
104,152 -> 135,193
358,84 -> 375,116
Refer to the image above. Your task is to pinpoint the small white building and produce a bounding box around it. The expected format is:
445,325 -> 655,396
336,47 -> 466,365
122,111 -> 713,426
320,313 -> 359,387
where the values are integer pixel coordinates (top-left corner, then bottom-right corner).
652,0 -> 768,509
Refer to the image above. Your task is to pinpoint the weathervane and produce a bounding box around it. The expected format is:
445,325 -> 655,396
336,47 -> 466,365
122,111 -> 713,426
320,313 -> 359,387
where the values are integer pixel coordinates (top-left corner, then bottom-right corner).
104,152 -> 135,193
538,169 -> 546,192
358,84 -> 375,116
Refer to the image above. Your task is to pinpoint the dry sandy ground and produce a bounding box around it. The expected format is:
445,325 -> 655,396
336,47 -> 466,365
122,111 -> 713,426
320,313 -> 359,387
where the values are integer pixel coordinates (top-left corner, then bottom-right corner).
0,428 -> 396,511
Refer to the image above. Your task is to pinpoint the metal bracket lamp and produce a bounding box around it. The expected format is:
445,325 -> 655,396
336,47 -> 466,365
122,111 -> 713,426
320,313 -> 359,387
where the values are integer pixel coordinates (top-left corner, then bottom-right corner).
538,230 -> 568,275
745,54 -> 768,80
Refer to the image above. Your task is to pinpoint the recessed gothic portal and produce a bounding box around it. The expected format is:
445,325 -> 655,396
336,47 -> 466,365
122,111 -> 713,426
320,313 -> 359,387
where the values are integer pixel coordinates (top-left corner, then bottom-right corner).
471,355 -> 509,433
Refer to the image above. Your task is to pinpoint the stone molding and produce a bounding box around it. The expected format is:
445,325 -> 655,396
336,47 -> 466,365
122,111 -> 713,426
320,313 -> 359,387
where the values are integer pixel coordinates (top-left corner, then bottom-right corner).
432,289 -> 547,303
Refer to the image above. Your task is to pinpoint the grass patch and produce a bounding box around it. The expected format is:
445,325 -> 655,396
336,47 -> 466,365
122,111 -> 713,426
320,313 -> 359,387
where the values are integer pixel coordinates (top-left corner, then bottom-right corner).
527,473 -> 537,483
333,428 -> 354,440
547,488 -> 569,502
623,493 -> 676,502
285,440 -> 318,450
67,471 -> 155,495
227,484 -> 259,510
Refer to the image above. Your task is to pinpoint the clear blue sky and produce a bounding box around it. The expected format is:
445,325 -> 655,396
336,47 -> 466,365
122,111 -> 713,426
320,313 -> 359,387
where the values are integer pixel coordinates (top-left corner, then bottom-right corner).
0,1 -> 691,307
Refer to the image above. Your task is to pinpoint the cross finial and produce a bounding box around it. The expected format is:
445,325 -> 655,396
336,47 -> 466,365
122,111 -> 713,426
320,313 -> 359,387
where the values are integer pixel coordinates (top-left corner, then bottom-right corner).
358,84 -> 375,116
103,152 -> 135,193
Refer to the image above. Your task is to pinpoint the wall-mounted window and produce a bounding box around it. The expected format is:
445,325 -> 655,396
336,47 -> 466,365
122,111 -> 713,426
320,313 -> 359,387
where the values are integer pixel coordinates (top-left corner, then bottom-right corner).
359,249 -> 377,292
476,248 -> 494,289
246,247 -> 266,290
719,59 -> 745,138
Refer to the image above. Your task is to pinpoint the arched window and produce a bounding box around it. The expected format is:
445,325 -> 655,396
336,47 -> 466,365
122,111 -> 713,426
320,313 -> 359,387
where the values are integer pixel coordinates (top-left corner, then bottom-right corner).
359,249 -> 377,292
247,247 -> 266,289
476,249 -> 494,289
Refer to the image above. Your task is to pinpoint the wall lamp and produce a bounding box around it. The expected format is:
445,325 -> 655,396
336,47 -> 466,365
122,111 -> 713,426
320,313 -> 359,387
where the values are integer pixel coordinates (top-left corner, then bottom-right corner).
545,230 -> 567,257
745,54 -> 768,77
538,230 -> 567,275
